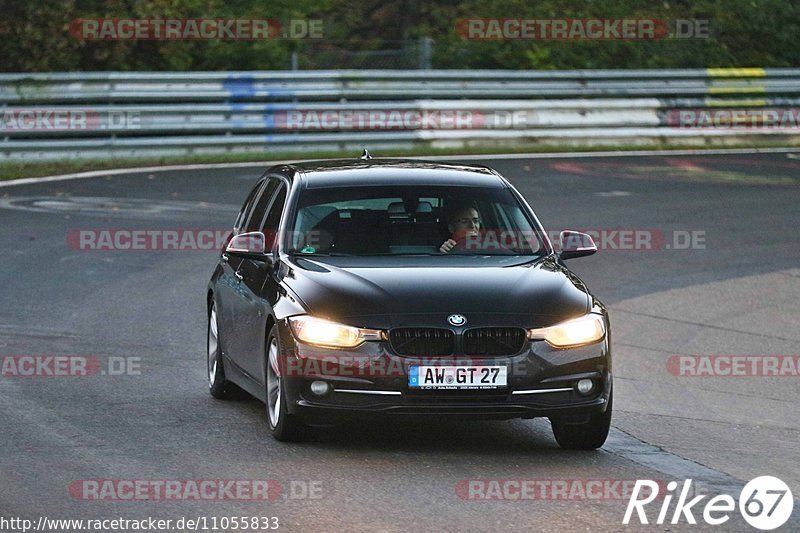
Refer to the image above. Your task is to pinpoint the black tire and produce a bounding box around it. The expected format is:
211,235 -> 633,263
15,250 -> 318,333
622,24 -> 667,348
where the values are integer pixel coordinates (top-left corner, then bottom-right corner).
207,301 -> 236,399
265,325 -> 303,441
551,391 -> 612,450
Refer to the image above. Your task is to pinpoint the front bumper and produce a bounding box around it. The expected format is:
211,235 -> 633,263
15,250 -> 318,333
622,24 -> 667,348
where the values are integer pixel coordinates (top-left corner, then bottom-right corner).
275,320 -> 612,420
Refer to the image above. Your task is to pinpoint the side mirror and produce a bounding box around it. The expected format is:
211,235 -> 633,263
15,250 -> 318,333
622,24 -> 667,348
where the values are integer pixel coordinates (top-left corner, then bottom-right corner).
226,231 -> 267,258
559,230 -> 597,260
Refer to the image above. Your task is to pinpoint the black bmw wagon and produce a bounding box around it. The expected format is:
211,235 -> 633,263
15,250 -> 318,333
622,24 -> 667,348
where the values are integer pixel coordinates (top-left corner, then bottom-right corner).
207,155 -> 612,449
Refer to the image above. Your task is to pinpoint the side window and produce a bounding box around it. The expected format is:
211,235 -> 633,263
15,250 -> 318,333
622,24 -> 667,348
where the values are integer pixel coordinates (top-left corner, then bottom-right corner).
261,185 -> 288,249
233,179 -> 265,232
243,178 -> 279,232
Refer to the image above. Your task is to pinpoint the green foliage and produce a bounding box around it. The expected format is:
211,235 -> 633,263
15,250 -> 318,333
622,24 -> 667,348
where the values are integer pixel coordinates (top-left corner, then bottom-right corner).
0,0 -> 796,71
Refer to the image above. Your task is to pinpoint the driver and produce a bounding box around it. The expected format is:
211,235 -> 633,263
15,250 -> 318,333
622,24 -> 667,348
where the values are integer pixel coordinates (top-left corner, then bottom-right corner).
439,203 -> 482,254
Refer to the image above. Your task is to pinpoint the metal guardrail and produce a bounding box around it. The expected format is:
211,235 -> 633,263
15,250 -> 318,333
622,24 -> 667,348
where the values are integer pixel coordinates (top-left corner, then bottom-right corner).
2,69 -> 800,160
4,69 -> 800,102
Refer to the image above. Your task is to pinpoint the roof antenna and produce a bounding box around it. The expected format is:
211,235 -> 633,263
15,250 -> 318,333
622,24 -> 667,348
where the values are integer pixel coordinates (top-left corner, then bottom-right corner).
360,148 -> 372,160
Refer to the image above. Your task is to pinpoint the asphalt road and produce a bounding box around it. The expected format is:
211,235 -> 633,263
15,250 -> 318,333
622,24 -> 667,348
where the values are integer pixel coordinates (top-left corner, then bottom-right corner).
0,151 -> 798,532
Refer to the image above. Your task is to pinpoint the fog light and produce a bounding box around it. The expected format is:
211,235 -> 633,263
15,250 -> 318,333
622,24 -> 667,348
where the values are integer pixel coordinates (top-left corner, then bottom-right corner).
310,380 -> 330,396
575,379 -> 594,396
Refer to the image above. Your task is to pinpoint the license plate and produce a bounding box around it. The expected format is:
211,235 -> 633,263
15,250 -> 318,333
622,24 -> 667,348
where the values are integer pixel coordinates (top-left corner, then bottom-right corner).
408,365 -> 507,389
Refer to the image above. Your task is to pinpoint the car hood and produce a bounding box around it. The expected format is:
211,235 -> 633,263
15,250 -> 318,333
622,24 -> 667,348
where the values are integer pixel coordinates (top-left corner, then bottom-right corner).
282,255 -> 591,329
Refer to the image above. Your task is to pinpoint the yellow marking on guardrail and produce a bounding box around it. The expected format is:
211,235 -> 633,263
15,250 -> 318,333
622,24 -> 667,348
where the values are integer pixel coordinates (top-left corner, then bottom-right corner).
708,86 -> 766,95
705,98 -> 767,107
706,68 -> 766,77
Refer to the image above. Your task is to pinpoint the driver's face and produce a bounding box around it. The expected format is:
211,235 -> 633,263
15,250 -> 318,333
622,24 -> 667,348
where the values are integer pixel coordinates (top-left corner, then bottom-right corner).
449,208 -> 481,236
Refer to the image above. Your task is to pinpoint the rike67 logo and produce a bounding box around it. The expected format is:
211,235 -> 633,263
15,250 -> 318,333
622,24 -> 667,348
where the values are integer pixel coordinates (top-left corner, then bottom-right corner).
624,476 -> 794,530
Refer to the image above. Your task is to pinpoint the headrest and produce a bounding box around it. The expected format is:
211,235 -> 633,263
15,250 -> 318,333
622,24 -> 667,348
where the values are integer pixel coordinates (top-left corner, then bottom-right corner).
415,201 -> 433,213
387,202 -> 406,215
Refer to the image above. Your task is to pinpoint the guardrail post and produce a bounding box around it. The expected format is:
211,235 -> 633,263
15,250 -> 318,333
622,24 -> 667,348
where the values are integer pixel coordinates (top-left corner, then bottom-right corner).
418,37 -> 433,69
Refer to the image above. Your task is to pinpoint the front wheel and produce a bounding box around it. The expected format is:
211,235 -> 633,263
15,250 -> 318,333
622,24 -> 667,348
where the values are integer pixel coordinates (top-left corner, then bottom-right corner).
265,326 -> 303,441
551,391 -> 612,450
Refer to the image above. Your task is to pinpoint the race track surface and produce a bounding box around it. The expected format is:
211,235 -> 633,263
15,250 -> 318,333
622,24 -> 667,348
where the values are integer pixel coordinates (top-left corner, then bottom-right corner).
1,152 -> 798,532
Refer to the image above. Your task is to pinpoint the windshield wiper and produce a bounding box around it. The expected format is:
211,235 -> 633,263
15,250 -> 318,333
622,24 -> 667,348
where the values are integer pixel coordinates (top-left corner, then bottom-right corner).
362,252 -> 442,256
446,251 -> 545,257
289,251 -> 355,257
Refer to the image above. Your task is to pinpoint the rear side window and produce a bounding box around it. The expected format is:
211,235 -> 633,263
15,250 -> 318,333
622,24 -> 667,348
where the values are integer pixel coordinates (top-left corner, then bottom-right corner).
261,185 -> 288,250
233,179 -> 265,232
243,179 -> 279,232
262,185 -> 287,231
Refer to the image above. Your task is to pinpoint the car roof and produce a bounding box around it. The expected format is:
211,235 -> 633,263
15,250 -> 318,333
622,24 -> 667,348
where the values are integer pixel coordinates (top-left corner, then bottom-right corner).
272,158 -> 507,189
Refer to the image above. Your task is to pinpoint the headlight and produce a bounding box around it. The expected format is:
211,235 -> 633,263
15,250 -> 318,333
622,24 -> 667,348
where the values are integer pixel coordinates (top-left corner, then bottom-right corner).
528,313 -> 606,348
288,316 -> 382,349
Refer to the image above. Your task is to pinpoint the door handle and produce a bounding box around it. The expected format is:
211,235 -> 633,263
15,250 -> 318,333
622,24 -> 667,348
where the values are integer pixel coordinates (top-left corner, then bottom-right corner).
234,271 -> 243,282
221,253 -> 229,263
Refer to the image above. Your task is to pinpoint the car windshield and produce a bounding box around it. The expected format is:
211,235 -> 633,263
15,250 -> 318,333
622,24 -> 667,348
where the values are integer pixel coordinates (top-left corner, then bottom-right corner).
286,185 -> 547,256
